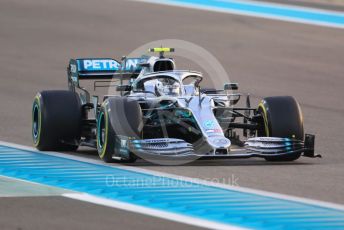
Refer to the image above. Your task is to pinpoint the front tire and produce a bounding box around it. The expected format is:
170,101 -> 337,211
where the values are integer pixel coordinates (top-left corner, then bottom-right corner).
32,90 -> 81,151
97,98 -> 142,163
258,96 -> 304,161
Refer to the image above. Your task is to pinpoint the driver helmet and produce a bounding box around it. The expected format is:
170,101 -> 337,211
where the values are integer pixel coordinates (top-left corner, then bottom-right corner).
155,80 -> 181,96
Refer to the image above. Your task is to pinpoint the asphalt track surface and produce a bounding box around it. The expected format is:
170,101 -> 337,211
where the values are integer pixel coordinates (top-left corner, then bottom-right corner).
0,196 -> 204,230
0,0 -> 343,229
257,0 -> 344,11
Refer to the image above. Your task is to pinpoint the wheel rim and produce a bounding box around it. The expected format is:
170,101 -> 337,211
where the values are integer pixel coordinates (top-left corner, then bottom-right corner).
258,102 -> 269,137
32,101 -> 40,144
97,112 -> 106,149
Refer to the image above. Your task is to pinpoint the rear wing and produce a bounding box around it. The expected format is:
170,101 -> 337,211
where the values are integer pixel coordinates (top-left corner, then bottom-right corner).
68,58 -> 147,86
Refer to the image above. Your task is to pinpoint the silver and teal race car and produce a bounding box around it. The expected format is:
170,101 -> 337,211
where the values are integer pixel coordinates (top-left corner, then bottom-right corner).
32,48 -> 319,163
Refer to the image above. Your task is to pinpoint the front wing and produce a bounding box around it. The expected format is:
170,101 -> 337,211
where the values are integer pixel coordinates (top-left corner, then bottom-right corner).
125,134 -> 320,160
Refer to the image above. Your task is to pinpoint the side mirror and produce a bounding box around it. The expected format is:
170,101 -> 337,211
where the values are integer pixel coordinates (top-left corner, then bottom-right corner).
224,83 -> 238,91
138,63 -> 150,68
116,85 -> 132,92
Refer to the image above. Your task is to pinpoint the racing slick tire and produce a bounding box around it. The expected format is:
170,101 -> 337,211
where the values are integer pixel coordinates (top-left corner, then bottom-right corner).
32,90 -> 81,151
258,96 -> 304,161
97,97 -> 142,163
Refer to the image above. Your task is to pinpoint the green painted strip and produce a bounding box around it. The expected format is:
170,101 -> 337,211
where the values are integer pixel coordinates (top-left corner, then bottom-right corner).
0,176 -> 75,197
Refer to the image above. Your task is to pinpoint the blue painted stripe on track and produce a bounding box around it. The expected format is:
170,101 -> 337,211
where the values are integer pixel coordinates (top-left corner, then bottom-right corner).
145,0 -> 344,28
1,144 -> 344,229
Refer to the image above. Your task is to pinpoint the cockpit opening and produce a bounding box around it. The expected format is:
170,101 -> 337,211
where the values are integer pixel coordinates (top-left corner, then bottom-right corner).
153,60 -> 174,72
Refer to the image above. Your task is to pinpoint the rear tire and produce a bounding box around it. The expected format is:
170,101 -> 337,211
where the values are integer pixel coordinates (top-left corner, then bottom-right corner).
32,90 -> 81,151
258,96 -> 304,161
97,97 -> 142,163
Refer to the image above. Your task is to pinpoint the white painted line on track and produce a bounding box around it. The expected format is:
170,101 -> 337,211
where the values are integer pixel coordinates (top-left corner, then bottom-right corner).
1,140 -> 344,213
63,193 -> 246,230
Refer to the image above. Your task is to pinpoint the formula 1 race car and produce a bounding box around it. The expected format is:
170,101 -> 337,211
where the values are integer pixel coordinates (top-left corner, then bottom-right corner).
32,48 -> 320,163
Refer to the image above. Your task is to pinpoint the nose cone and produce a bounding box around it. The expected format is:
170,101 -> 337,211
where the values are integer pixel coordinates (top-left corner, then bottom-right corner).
207,136 -> 231,149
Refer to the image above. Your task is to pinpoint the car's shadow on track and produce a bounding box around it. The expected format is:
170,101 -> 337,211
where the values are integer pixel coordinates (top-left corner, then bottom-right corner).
67,148 -> 316,167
